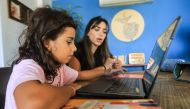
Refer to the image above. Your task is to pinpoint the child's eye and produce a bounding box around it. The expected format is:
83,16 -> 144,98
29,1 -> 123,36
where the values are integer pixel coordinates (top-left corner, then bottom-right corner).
67,41 -> 72,44
66,39 -> 73,45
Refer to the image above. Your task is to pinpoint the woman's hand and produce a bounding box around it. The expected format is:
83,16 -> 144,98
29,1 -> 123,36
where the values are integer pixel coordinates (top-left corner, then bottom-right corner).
113,58 -> 123,69
104,58 -> 115,70
103,58 -> 116,75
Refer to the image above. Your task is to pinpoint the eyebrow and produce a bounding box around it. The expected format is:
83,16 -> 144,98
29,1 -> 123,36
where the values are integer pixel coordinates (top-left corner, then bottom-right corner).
94,26 -> 107,31
66,37 -> 74,40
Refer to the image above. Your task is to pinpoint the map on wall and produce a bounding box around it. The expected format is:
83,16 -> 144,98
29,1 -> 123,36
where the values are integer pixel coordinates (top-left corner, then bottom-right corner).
111,9 -> 145,42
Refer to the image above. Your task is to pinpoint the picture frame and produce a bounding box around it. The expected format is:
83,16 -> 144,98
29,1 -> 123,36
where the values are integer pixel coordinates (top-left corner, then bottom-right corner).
128,53 -> 145,64
8,0 -> 33,25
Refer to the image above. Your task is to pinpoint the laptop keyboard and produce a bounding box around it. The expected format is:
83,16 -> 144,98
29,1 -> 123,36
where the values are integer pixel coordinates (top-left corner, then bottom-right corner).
106,78 -> 140,94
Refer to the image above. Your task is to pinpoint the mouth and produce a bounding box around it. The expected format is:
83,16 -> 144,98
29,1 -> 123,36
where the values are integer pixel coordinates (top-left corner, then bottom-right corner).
97,38 -> 103,43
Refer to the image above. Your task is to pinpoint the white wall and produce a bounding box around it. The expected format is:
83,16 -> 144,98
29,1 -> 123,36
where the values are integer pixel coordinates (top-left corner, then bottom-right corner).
0,0 -> 52,67
42,0 -> 52,7
0,1 -> 3,66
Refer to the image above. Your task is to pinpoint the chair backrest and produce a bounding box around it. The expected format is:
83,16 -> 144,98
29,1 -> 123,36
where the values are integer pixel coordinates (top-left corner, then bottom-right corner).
0,67 -> 12,109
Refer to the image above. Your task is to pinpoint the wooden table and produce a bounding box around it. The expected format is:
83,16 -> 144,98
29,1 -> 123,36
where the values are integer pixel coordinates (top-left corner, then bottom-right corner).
150,72 -> 190,109
65,99 -> 161,109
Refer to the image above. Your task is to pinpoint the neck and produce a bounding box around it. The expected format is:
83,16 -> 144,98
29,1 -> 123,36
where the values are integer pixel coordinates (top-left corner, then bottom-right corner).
91,44 -> 98,54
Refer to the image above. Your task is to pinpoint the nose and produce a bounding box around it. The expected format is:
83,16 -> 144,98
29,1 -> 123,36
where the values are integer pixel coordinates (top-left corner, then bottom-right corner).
99,30 -> 106,37
99,31 -> 104,37
72,43 -> 77,52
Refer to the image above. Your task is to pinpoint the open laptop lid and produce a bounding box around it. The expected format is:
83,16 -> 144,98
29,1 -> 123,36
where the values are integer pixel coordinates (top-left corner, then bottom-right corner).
142,16 -> 181,97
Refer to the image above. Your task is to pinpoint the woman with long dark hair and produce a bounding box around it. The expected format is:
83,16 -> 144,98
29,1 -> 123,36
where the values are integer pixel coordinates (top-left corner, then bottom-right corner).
69,16 -> 122,80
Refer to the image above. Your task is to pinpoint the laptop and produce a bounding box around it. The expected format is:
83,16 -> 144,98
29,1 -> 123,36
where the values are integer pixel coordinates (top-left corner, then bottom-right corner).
76,16 -> 181,98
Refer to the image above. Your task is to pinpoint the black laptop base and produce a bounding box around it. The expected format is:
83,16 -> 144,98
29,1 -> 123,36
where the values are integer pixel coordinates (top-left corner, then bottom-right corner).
76,91 -> 146,99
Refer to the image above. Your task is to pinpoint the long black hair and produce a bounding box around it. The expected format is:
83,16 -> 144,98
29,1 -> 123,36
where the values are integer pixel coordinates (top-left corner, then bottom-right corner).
12,7 -> 77,82
82,16 -> 111,68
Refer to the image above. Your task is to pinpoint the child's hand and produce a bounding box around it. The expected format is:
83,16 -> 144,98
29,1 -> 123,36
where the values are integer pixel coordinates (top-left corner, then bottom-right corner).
70,83 -> 81,90
68,83 -> 82,96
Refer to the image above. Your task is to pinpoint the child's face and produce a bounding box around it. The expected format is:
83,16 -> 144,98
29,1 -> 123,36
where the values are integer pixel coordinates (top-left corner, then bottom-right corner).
45,27 -> 76,64
88,21 -> 107,47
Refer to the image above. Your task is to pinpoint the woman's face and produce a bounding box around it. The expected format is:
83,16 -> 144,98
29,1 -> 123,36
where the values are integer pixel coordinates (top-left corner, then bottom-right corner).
45,27 -> 77,64
88,21 -> 108,47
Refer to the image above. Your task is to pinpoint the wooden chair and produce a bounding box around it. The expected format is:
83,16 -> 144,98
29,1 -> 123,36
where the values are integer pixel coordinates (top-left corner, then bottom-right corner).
0,67 -> 12,109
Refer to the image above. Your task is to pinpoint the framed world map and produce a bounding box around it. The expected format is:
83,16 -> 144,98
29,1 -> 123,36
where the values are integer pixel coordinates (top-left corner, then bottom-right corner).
111,9 -> 145,42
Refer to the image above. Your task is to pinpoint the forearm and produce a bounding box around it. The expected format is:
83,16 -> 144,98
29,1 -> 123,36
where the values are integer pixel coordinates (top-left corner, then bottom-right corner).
77,66 -> 106,80
37,84 -> 75,109
15,81 -> 74,109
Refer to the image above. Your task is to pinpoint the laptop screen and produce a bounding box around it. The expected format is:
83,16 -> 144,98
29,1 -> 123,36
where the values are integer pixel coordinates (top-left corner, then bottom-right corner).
143,16 -> 181,92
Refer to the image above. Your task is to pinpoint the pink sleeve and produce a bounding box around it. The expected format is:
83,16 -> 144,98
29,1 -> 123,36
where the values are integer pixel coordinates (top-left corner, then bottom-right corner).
5,59 -> 45,109
59,65 -> 78,85
12,60 -> 46,89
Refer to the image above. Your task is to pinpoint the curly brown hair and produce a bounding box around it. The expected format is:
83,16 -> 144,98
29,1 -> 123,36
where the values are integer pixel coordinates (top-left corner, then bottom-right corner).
12,7 -> 77,82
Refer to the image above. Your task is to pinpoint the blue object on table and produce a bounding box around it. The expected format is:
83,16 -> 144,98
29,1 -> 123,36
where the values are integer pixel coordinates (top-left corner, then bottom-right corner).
173,62 -> 190,82
160,59 -> 185,72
